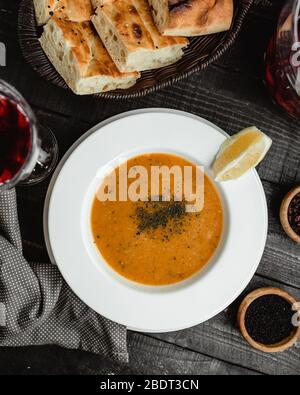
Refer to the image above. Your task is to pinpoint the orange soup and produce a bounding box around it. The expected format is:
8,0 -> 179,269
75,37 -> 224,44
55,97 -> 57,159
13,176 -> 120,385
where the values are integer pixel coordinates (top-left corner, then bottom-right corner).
91,153 -> 223,286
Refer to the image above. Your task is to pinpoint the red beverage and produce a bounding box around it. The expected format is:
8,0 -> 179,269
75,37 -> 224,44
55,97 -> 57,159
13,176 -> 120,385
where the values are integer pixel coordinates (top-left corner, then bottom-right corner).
0,96 -> 32,185
265,0 -> 300,119
0,79 -> 59,190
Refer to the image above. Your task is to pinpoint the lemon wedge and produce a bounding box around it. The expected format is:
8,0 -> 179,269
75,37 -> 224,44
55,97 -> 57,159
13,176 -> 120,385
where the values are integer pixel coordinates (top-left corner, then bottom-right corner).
212,126 -> 272,182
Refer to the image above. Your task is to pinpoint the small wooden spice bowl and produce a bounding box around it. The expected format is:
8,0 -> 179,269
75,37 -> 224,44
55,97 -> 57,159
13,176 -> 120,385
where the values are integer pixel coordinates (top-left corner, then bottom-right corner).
238,287 -> 300,353
280,186 -> 300,244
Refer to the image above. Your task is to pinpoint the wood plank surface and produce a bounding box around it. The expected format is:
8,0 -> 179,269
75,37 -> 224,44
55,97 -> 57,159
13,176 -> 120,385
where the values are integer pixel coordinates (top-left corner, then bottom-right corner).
0,332 -> 261,375
127,333 -> 261,375
0,0 -> 299,375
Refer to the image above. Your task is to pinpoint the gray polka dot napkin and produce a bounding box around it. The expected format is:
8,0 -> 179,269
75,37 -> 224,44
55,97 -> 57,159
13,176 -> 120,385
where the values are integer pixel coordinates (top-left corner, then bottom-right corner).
0,189 -> 128,362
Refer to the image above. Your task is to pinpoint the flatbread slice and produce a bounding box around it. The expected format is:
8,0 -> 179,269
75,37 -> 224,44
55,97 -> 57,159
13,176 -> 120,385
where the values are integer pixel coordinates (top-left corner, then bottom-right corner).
33,0 -> 93,25
148,0 -> 234,37
91,0 -> 188,72
40,16 -> 140,94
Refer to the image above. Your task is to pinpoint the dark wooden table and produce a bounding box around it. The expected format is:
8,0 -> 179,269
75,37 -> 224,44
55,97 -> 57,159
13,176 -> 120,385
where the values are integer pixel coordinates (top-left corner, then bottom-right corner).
0,0 -> 299,375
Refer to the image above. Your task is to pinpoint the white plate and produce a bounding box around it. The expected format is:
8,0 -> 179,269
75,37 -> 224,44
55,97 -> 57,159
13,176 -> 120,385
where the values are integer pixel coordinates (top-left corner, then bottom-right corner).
44,109 -> 268,333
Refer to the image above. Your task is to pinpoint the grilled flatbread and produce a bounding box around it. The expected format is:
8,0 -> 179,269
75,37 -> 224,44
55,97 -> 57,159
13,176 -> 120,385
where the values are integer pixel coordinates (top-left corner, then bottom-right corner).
91,0 -> 188,72
33,0 -> 93,25
148,0 -> 234,37
40,16 -> 140,94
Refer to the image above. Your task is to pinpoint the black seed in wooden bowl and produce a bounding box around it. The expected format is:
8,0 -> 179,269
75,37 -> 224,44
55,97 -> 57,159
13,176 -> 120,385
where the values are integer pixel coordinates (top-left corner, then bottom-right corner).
245,295 -> 295,346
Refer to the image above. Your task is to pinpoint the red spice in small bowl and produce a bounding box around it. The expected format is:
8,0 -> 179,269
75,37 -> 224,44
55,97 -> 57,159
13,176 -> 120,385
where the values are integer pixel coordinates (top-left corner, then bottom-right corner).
288,192 -> 300,236
280,186 -> 300,243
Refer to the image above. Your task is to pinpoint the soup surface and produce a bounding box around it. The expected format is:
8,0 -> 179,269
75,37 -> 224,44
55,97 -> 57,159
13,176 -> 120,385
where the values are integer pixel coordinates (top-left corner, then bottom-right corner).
91,153 -> 223,286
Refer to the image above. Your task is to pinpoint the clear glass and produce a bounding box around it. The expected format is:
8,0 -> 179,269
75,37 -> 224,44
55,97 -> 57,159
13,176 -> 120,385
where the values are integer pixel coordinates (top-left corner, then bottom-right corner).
0,80 -> 59,191
265,0 -> 300,118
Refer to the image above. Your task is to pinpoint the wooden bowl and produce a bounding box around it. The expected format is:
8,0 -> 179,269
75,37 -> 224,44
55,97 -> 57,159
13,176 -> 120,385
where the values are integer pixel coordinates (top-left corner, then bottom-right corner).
238,287 -> 300,353
280,186 -> 300,244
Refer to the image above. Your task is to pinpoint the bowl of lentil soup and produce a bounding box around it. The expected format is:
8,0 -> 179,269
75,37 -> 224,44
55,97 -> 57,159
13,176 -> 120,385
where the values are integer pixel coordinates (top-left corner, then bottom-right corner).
45,109 -> 268,332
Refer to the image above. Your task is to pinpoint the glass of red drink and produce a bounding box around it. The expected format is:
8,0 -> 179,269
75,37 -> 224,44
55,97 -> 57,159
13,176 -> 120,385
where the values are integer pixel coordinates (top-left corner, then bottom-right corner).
0,80 -> 58,191
265,0 -> 300,119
